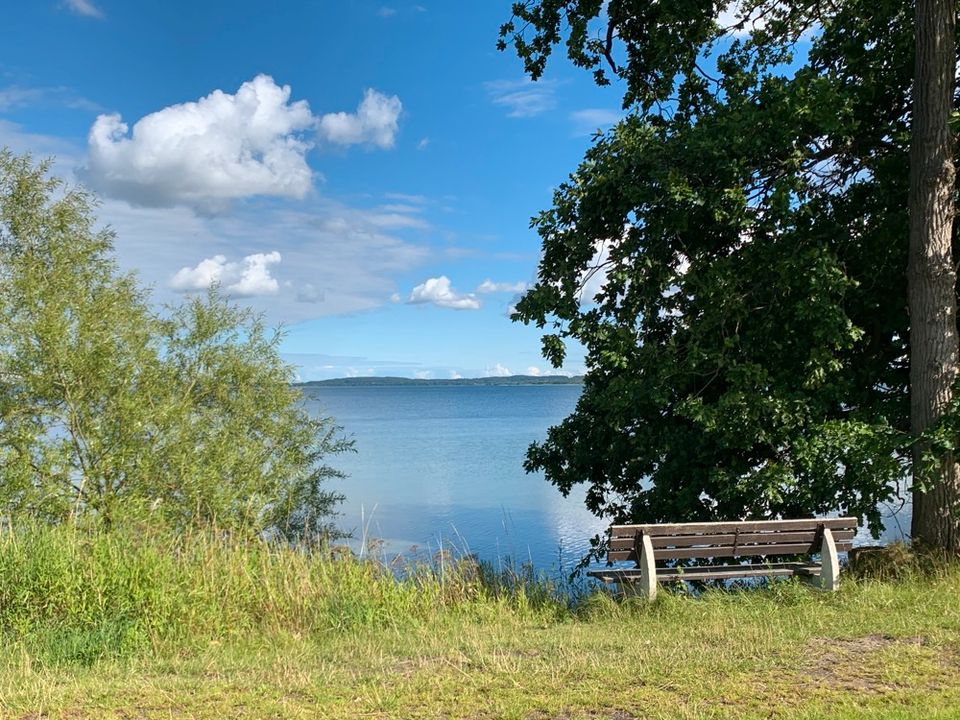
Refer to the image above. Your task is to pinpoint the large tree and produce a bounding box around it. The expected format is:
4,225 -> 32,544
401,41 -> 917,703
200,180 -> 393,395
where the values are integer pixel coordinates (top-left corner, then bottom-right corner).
0,151 -> 350,538
908,0 -> 958,550
500,1 -> 959,550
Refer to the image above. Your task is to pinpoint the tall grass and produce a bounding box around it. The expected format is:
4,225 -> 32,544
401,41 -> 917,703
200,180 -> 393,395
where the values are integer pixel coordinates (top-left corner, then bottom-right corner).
4,525 -> 960,718
0,523 -> 568,667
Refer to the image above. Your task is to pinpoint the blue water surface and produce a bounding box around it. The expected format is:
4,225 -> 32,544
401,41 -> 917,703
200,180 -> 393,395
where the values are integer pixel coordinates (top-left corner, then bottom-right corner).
303,384 -> 909,574
304,384 -> 605,574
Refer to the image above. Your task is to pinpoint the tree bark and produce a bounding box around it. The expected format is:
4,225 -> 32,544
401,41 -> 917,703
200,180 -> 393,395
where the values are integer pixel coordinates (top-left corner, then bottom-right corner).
909,0 -> 959,552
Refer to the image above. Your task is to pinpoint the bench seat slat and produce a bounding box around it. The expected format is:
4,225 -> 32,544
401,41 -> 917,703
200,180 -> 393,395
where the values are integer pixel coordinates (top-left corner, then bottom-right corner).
587,562 -> 822,583
609,517 -> 858,537
609,529 -> 857,551
607,540 -> 853,563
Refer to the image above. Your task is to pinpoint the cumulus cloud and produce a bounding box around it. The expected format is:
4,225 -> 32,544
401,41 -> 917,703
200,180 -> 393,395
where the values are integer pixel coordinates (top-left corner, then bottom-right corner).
476,279 -> 527,294
170,251 -> 282,297
526,366 -> 542,376
485,79 -> 556,118
84,75 -> 315,210
486,363 -> 512,377
63,0 -> 104,18
82,191 -> 429,323
318,89 -> 402,148
407,276 -> 480,310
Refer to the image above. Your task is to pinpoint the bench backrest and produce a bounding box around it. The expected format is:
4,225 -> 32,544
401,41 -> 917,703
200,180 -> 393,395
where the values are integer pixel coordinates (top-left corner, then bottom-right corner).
607,517 -> 858,563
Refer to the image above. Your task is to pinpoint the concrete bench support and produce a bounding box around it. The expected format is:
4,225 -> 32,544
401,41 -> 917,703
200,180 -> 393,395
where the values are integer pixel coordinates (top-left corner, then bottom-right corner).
820,527 -> 840,592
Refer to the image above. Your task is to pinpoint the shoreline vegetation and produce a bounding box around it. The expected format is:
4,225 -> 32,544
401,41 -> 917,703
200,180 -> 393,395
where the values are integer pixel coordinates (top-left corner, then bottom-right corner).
295,374 -> 585,388
3,525 -> 960,719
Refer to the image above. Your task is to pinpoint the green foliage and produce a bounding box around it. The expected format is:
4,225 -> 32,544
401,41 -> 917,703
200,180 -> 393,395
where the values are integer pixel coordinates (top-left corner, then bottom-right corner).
503,1 -> 959,540
0,151 -> 349,537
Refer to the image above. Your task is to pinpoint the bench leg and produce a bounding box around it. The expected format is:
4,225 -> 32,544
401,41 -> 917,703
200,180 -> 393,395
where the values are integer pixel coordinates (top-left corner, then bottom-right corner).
820,527 -> 840,591
637,533 -> 657,601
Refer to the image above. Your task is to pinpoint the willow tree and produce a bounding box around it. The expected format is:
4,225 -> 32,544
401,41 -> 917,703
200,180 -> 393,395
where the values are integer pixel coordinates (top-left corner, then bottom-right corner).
0,151 -> 350,538
500,1 -> 959,550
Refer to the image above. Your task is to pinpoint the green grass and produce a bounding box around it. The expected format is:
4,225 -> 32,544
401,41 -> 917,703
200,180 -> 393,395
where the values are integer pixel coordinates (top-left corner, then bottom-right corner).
1,525 -> 959,719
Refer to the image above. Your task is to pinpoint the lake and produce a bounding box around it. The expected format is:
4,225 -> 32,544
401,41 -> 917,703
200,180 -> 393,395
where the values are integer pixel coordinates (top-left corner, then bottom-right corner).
303,384 -> 603,573
303,384 -> 909,573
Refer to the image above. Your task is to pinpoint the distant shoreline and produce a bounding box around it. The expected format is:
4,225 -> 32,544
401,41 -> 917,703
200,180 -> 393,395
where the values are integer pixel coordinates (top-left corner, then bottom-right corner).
294,374 -> 584,388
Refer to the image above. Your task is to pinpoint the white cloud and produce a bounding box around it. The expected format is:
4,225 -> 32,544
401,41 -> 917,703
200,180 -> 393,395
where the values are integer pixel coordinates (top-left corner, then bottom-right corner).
524,365 -> 576,378
414,370 -> 432,380
578,237 -> 620,305
407,276 -> 480,310
449,371 -> 463,380
170,251 -> 282,297
575,231 -> 685,307
417,137 -> 430,150
0,85 -> 100,113
580,248 -> 609,304
384,192 -> 427,204
486,363 -> 512,377
377,6 -> 397,17
717,1 -> 772,34
570,108 -> 620,136
0,126 -> 430,323
476,279 -> 527,294
63,0 -> 104,18
485,79 -> 556,118
169,255 -> 226,291
107,198 -> 425,319
318,89 -> 402,149
365,212 -> 429,230
0,87 -> 46,110
297,283 -> 324,304
85,75 -> 315,210
0,119 -> 83,164
378,203 -> 422,213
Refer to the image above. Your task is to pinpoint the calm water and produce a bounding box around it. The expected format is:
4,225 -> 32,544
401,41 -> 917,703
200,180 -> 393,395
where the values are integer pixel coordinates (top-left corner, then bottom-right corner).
303,385 -> 908,573
304,385 -> 603,573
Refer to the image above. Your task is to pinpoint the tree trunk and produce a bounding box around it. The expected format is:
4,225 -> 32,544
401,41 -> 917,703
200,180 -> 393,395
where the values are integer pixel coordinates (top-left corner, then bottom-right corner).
908,0 -> 959,551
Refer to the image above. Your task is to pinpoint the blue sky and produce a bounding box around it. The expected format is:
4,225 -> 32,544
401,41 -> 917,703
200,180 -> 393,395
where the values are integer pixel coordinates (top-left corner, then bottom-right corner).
0,0 -> 635,379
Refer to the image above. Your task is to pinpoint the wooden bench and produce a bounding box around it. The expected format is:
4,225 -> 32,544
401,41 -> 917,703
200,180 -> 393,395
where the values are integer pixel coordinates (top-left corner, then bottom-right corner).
587,517 -> 858,600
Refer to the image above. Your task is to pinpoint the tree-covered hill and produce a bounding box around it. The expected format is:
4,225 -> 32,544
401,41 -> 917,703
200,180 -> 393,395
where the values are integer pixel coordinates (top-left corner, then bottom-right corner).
295,374 -> 584,388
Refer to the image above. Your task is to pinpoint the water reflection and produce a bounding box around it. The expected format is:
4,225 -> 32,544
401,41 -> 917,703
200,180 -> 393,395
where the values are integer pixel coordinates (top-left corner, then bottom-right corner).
305,384 -> 909,572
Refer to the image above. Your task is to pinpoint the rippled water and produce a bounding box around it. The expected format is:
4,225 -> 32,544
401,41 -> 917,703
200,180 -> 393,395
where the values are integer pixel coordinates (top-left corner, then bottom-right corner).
304,384 -> 604,573
304,384 -> 908,573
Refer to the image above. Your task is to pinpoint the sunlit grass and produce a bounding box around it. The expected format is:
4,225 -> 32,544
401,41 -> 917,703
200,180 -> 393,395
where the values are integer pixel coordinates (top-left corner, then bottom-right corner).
1,524 -> 959,719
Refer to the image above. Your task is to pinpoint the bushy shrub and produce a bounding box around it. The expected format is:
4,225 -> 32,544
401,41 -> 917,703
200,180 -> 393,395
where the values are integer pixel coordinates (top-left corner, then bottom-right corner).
0,150 -> 349,538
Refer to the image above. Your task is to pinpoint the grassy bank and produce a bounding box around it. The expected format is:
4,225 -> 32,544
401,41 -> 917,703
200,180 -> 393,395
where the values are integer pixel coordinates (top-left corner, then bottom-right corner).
1,526 -> 959,719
